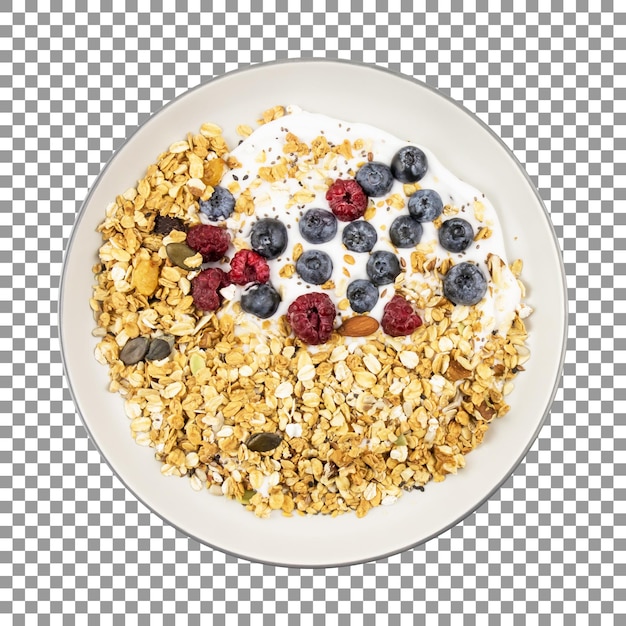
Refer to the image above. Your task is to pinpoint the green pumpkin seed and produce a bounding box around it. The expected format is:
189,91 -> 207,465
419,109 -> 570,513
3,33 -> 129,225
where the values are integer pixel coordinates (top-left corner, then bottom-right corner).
245,432 -> 282,453
240,489 -> 256,504
166,242 -> 199,270
119,337 -> 149,365
146,337 -> 172,361
189,352 -> 205,376
394,434 -> 407,446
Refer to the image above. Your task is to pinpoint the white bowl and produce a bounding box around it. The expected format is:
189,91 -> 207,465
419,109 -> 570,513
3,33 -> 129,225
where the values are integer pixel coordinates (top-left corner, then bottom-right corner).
60,59 -> 567,567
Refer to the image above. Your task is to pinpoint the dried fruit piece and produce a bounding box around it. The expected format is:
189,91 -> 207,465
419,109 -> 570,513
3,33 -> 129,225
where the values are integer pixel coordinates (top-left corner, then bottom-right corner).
246,432 -> 282,453
204,157 -> 226,187
133,257 -> 161,296
339,315 -> 380,337
153,215 -> 187,236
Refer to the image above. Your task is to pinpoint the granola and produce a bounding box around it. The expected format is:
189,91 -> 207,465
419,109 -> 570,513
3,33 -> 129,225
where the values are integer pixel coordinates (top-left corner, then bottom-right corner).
91,105 -> 531,518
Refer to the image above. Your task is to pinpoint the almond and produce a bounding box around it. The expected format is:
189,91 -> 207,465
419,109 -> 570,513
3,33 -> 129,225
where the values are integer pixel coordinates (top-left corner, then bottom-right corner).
475,401 -> 496,421
339,315 -> 379,337
446,359 -> 472,382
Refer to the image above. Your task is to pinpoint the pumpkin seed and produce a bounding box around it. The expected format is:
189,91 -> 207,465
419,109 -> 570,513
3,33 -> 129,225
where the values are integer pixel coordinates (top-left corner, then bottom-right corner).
166,242 -> 198,270
146,337 -> 173,361
189,352 -> 205,376
119,337 -> 149,365
245,432 -> 282,453
240,489 -> 256,504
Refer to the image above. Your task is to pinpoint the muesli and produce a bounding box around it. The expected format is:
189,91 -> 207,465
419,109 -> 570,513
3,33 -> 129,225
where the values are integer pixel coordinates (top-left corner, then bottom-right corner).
90,105 -> 531,518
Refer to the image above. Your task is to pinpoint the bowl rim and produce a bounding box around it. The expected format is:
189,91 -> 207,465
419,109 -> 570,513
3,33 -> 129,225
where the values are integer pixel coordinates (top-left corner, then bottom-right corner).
59,57 -> 568,568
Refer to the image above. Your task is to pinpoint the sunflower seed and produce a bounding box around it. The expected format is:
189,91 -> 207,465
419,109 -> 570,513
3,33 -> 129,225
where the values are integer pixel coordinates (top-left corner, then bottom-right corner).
119,337 -> 149,365
146,337 -> 173,361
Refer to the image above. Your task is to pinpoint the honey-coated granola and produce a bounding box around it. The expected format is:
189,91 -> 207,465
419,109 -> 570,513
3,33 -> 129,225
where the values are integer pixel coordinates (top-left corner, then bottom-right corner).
91,106 -> 530,518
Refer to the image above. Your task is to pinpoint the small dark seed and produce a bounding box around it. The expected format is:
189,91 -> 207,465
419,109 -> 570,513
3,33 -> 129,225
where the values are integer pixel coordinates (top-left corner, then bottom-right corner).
119,337 -> 149,365
145,337 -> 173,361
245,432 -> 282,453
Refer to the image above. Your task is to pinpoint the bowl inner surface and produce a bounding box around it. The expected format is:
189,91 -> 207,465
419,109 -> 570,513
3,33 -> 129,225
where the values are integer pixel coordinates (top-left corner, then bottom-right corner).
60,60 -> 566,567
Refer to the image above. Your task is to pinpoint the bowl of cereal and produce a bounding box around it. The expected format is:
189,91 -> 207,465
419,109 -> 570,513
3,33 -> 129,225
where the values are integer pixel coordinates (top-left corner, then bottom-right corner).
60,59 -> 566,567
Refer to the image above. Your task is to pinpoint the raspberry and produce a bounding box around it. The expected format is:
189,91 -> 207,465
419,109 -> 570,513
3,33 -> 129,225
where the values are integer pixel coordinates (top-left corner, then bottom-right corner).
191,268 -> 230,311
381,294 -> 423,337
228,249 -> 270,285
186,224 -> 230,262
326,179 -> 368,222
287,293 -> 336,345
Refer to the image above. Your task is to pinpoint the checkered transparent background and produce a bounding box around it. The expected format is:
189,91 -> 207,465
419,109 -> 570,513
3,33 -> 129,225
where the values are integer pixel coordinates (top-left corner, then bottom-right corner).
2,1 -> 624,622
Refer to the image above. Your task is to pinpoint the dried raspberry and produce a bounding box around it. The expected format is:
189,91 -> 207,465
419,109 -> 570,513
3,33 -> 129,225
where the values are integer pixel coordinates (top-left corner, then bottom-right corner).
186,224 -> 231,262
326,179 -> 368,222
228,249 -> 270,286
381,294 -> 423,337
153,215 -> 187,236
191,268 -> 230,311
287,293 -> 336,345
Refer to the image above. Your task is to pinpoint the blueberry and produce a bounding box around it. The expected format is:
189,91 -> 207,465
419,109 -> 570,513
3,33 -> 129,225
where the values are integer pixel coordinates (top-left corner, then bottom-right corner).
296,250 -> 333,285
407,189 -> 443,222
390,146 -> 428,183
250,218 -> 288,260
299,208 -> 337,244
199,186 -> 235,221
355,162 -> 394,197
443,262 -> 488,306
342,220 -> 378,253
346,279 -> 379,313
389,215 -> 423,248
240,283 -> 281,318
438,218 -> 474,253
366,251 -> 401,286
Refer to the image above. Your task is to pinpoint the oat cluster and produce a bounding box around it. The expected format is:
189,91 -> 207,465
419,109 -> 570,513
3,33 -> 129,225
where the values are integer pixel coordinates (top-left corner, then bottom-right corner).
91,106 -> 530,518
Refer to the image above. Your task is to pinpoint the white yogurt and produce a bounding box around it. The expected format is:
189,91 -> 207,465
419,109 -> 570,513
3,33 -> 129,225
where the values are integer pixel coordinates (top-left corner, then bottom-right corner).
201,107 -> 523,340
